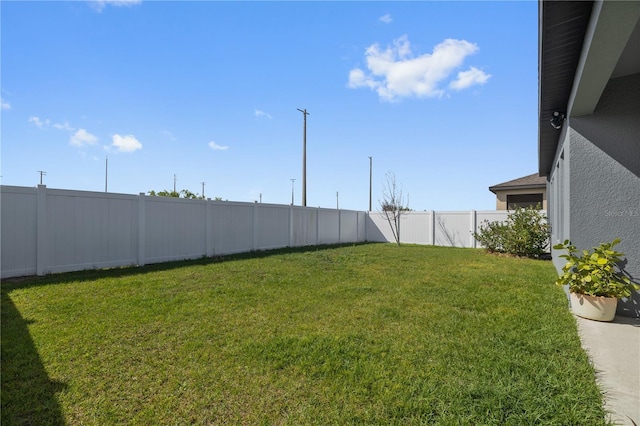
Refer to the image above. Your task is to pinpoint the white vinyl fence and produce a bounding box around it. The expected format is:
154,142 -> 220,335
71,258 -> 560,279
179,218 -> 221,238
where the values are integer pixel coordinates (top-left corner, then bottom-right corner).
366,210 -> 515,247
1,185 -> 538,278
1,185 -> 366,278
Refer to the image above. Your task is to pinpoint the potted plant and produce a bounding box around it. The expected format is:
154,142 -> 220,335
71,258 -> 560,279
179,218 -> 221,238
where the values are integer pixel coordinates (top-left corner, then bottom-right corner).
553,238 -> 638,322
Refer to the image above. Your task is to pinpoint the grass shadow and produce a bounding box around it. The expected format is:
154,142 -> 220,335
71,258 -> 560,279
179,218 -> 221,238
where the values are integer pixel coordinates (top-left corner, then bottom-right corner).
1,289 -> 67,425
0,242 -> 379,425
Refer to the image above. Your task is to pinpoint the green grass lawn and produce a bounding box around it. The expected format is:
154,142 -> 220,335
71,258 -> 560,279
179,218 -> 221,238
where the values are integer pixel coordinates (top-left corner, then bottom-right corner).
2,243 -> 608,425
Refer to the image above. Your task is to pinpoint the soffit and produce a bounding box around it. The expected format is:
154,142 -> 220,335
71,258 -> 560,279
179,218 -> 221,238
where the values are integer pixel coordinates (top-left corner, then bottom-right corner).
538,1 -> 640,176
538,1 -> 594,176
612,11 -> 640,79
569,1 -> 640,117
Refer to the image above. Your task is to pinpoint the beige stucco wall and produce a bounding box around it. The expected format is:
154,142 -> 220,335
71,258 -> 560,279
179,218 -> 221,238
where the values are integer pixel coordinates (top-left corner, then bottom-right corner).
494,188 -> 547,210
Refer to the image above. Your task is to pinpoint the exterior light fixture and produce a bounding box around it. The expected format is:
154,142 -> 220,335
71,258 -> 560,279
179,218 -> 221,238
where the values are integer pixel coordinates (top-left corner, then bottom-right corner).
550,111 -> 565,129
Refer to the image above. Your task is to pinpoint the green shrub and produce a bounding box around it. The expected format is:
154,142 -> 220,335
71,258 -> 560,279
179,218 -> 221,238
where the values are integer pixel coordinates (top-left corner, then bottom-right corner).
474,206 -> 549,258
473,220 -> 509,253
553,238 -> 637,297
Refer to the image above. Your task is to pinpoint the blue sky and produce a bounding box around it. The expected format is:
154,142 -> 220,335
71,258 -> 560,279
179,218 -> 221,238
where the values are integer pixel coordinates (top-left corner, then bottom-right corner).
1,0 -> 539,211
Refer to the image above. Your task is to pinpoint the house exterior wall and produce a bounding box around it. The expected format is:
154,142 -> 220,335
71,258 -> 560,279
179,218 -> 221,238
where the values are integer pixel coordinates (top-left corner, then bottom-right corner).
549,127 -> 572,273
549,73 -> 640,317
494,188 -> 547,210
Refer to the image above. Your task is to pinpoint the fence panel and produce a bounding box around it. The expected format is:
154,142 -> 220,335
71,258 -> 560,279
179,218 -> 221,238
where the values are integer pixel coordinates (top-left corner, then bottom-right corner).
256,204 -> 290,250
144,196 -> 207,263
366,213 -> 393,242
357,212 -> 366,242
44,189 -> 139,274
318,209 -> 340,244
476,211 -> 511,229
339,210 -> 358,243
292,207 -> 318,247
1,186 -> 38,277
399,212 -> 433,245
211,202 -> 254,255
434,211 -> 474,248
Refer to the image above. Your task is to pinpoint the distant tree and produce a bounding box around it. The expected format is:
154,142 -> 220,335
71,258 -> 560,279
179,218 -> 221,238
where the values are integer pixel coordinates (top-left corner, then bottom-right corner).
148,189 -> 179,197
379,172 -> 410,246
179,189 -> 201,199
147,189 -> 204,199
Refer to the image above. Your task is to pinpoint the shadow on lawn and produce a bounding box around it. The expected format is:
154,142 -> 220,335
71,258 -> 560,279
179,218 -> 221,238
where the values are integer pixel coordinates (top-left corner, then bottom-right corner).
1,289 -> 67,425
0,242 -> 379,424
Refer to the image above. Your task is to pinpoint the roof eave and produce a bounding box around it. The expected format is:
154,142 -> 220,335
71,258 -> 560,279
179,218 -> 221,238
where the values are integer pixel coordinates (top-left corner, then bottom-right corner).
489,184 -> 547,194
538,1 -> 594,176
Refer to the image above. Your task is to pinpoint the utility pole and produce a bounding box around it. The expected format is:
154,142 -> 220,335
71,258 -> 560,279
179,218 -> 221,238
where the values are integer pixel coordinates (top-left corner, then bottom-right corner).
105,156 -> 108,192
37,170 -> 46,185
259,193 -> 262,203
201,182 -> 206,198
297,108 -> 309,206
336,191 -> 339,209
368,156 -> 372,211
290,179 -> 295,205
173,174 -> 177,193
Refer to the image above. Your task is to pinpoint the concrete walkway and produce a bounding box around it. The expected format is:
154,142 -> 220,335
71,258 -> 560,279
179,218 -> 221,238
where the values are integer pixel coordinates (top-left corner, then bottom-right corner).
575,315 -> 640,426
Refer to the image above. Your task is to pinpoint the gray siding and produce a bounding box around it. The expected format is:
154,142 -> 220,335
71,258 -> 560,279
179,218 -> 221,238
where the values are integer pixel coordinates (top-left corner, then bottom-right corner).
549,73 -> 640,317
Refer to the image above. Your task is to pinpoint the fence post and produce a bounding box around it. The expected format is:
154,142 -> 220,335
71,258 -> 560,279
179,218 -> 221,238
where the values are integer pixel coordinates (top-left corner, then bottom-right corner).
36,185 -> 48,276
253,202 -> 259,251
470,210 -> 477,248
430,211 -> 436,246
338,209 -> 342,244
316,207 -> 320,245
289,205 -> 294,247
365,211 -> 368,242
138,193 -> 146,266
206,199 -> 214,256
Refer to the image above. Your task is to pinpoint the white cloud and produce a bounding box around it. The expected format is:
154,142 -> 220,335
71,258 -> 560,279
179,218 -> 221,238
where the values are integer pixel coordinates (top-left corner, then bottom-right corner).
1,98 -> 10,110
162,130 -> 177,141
449,66 -> 491,90
348,35 -> 488,101
254,109 -> 272,119
30,117 -> 79,132
348,69 -> 376,90
112,134 -> 142,152
208,141 -> 229,151
28,116 -> 50,128
70,128 -> 98,147
53,121 -> 75,131
90,0 -> 142,12
379,14 -> 392,24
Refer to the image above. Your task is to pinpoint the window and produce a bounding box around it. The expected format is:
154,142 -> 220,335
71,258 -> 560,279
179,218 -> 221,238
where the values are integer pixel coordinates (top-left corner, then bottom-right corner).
507,193 -> 543,210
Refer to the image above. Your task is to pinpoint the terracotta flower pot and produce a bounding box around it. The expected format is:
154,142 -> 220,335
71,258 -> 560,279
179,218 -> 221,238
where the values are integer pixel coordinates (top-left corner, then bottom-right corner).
570,292 -> 617,322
